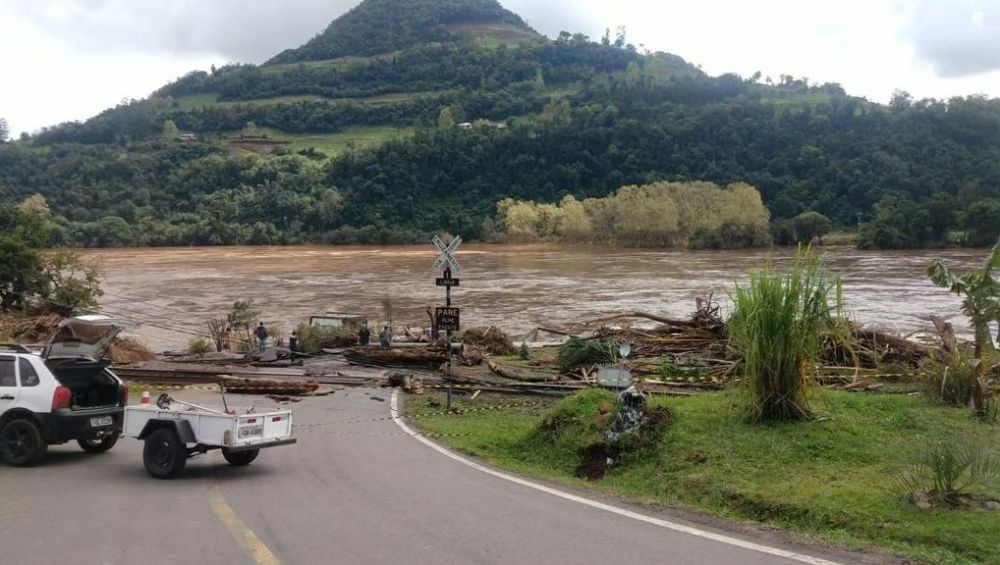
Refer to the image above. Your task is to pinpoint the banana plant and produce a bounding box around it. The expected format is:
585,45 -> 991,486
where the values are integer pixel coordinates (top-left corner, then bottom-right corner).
928,242 -> 1000,415
928,243 -> 1000,360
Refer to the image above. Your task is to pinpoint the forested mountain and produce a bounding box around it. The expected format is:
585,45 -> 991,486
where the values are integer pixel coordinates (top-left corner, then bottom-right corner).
1,0 -> 999,249
268,0 -> 538,64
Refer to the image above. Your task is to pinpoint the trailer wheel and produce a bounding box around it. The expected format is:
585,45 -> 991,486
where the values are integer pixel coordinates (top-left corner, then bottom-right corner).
222,448 -> 259,466
143,428 -> 187,479
78,434 -> 119,454
1,418 -> 47,467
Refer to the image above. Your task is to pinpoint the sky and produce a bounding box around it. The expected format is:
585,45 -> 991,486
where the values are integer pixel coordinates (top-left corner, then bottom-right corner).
1,0 -> 999,137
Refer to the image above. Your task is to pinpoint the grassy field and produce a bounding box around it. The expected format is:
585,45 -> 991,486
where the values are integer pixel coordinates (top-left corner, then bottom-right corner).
226,125 -> 412,158
406,390 -> 1000,564
172,90 -> 452,111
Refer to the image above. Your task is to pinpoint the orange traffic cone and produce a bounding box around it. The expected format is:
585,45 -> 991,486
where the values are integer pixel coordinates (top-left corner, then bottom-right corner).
140,391 -> 151,405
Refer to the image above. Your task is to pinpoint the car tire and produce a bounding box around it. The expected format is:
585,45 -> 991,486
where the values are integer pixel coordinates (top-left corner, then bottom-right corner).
143,428 -> 187,479
78,434 -> 119,454
222,448 -> 259,466
1,418 -> 48,467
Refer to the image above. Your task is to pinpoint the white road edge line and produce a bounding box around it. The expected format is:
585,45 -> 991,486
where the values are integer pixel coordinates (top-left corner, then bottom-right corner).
390,388 -> 844,565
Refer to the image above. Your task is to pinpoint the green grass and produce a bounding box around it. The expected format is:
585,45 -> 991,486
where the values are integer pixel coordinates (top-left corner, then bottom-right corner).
406,390 -> 1000,564
173,90 -> 451,111
227,125 -> 412,158
264,53 -> 393,74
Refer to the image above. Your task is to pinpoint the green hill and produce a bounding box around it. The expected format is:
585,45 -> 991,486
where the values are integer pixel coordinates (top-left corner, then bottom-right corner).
1,0 -> 999,249
268,0 -> 539,64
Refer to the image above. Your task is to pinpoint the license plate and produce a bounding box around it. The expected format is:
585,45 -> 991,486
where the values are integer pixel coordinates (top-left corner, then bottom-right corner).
238,425 -> 263,439
90,416 -> 113,428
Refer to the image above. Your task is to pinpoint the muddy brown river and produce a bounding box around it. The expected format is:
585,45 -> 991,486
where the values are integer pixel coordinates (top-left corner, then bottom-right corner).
84,245 -> 982,350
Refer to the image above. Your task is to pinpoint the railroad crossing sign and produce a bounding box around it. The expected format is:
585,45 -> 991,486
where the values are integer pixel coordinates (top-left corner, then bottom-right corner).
432,235 -> 462,274
435,307 -> 461,331
436,268 -> 460,287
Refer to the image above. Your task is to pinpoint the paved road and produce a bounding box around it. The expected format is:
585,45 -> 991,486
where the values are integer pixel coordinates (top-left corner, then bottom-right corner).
0,389 -> 871,565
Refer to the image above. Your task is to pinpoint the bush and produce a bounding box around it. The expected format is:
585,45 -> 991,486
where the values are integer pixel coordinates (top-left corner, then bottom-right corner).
531,389 -> 672,480
728,249 -> 847,423
791,211 -> 833,244
296,323 -> 356,354
557,338 -> 615,371
926,354 -> 976,407
898,440 -> 1000,504
188,338 -> 211,357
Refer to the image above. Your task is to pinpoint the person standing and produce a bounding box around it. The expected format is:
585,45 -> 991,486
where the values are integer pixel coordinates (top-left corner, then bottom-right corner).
254,322 -> 269,352
379,325 -> 393,348
358,324 -> 371,346
288,331 -> 298,362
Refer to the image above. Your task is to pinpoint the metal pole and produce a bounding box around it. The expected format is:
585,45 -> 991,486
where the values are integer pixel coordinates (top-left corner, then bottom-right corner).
446,282 -> 453,410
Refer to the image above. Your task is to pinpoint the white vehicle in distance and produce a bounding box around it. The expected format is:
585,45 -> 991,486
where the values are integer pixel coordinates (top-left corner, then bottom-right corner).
0,316 -> 130,466
123,392 -> 297,479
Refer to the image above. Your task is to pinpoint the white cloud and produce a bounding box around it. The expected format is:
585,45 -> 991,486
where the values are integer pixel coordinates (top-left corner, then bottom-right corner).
906,0 -> 1000,77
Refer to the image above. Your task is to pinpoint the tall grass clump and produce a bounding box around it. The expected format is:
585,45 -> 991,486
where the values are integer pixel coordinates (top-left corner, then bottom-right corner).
728,250 -> 846,423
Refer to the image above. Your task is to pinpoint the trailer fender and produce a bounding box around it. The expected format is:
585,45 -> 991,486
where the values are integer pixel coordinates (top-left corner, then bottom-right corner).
137,419 -> 196,444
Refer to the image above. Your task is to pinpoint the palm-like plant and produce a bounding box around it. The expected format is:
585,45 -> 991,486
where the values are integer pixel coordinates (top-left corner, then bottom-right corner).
927,242 -> 1000,414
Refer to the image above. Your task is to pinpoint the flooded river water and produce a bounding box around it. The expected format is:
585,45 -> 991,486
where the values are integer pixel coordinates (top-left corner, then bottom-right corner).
85,245 -> 982,350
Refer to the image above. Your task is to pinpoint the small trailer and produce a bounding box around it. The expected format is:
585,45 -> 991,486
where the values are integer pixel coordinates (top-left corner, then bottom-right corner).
123,394 -> 296,479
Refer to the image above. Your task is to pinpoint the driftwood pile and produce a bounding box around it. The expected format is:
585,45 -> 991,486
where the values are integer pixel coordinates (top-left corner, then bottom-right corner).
461,326 -> 516,356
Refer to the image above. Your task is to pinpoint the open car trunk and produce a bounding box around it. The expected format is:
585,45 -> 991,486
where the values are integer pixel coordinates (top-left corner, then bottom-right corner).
45,358 -> 122,409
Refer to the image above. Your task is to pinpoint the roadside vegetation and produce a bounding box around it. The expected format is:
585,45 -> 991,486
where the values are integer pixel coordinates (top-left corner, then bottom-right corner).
405,245 -> 1000,563
0,197 -> 102,317
407,391 -> 1000,564
728,251 -> 849,422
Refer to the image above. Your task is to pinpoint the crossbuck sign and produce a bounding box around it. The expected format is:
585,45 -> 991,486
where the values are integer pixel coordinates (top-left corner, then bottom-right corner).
432,235 -> 462,273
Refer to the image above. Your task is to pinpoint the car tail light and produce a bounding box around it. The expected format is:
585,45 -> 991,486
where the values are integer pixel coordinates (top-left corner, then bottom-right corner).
120,383 -> 129,406
51,386 -> 72,411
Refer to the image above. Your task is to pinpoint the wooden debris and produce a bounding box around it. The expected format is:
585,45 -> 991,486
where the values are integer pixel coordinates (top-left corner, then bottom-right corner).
462,326 -> 516,356
344,346 -> 447,368
221,376 -> 319,395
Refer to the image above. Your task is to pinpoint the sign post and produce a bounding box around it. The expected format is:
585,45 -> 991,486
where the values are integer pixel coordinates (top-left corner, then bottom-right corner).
432,236 -> 462,409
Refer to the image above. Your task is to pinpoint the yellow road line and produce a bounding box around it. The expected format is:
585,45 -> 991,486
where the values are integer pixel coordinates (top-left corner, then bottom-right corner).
208,488 -> 283,565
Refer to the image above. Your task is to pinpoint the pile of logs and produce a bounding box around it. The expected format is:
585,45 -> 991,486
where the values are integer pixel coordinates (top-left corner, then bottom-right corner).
222,377 -> 320,396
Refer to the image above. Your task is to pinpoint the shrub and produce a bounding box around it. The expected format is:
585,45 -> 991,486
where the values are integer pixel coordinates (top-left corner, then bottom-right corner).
728,249 -> 846,423
518,342 -> 531,360
296,323 -> 355,354
898,440 -> 1000,504
188,338 -> 211,357
557,338 -> 615,371
926,353 -> 976,407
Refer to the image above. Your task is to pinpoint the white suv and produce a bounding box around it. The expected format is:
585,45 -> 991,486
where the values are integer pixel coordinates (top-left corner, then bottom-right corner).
0,316 -> 129,466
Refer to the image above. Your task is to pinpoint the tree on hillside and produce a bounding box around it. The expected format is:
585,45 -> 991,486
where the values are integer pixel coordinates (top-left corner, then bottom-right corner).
962,199 -> 1000,248
792,212 -> 833,244
858,196 -> 952,250
242,121 -> 259,138
437,107 -> 456,129
162,120 -> 180,141
0,117 -> 9,142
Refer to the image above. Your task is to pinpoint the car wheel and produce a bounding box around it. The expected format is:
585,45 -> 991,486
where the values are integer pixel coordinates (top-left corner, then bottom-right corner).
222,448 -> 259,466
1,418 -> 48,467
143,428 -> 187,479
78,434 -> 119,454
